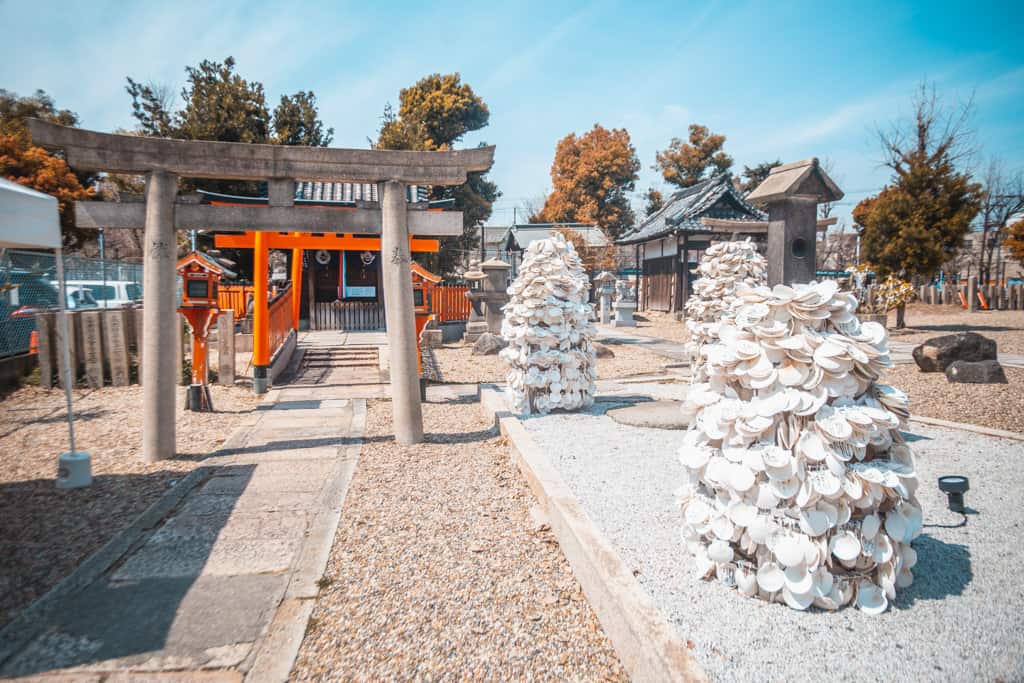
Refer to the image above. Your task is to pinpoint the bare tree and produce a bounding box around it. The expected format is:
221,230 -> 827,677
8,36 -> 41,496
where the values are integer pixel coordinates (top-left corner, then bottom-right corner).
877,82 -> 977,173
976,160 -> 1024,285
815,158 -> 856,270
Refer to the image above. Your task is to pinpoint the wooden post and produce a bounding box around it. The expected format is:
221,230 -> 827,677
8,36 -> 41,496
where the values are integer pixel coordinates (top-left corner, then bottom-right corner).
134,305 -> 145,380
56,310 -> 77,389
81,310 -> 104,388
104,309 -> 131,387
218,311 -> 236,386
36,311 -> 54,389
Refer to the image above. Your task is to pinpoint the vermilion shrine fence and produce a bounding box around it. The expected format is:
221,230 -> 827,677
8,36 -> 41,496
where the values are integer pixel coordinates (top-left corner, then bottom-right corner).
434,284 -> 472,322
218,285 -> 254,320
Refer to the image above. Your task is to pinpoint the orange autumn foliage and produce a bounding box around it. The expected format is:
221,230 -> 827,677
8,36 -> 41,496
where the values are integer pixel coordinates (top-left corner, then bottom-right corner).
0,133 -> 93,247
534,124 -> 639,241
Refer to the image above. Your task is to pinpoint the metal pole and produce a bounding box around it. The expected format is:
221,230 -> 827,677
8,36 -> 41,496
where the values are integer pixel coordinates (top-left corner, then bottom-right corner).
55,248 -> 76,453
99,227 -> 106,308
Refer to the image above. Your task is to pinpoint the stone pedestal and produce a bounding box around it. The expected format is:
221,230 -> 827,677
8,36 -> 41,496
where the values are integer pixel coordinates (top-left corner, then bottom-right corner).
611,300 -> 637,327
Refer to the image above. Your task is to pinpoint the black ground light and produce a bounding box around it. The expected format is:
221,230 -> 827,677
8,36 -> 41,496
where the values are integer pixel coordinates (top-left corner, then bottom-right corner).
938,475 -> 970,513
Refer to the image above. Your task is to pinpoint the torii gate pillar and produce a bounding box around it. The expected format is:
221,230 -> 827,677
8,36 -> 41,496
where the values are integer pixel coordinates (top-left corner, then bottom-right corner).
142,171 -> 179,462
380,180 -> 424,444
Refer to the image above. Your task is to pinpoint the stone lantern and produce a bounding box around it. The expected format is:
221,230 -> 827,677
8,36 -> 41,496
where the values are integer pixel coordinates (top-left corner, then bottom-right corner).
746,158 -> 844,287
611,279 -> 637,327
462,260 -> 489,343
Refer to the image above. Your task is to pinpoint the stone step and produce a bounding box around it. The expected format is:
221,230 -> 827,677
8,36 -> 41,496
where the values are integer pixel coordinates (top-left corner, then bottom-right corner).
304,361 -> 378,368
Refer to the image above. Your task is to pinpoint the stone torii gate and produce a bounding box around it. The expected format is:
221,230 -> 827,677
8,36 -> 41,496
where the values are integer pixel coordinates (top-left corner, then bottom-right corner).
29,119 -> 494,458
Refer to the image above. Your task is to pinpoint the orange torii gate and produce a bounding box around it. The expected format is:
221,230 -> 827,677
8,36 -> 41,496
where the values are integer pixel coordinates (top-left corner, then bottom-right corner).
214,231 -> 439,373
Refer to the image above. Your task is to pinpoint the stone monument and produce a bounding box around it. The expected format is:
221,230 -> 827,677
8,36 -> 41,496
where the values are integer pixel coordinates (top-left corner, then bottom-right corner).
611,279 -> 637,327
593,271 -> 616,324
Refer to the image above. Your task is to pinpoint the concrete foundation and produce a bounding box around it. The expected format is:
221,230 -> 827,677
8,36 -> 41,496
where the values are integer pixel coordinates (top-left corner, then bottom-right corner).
380,181 -> 424,444
142,171 -> 178,462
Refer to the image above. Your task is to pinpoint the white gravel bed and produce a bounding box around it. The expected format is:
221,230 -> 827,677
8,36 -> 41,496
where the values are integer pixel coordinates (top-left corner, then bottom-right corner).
520,399 -> 1024,682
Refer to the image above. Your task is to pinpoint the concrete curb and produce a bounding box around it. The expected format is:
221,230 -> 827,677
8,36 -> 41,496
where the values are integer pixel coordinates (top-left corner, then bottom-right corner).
0,466 -> 214,668
244,398 -> 366,683
909,414 -> 1024,441
478,385 -> 705,683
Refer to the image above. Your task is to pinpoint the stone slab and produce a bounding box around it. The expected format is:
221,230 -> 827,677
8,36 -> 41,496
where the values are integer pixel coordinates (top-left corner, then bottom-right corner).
153,508 -> 309,543
103,309 -> 131,387
111,535 -> 301,581
606,400 -> 690,430
80,311 -> 104,387
3,575 -> 285,677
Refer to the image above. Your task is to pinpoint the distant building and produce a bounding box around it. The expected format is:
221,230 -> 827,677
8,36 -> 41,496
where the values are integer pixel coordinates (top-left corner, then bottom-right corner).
502,223 -> 608,275
617,175 -> 767,313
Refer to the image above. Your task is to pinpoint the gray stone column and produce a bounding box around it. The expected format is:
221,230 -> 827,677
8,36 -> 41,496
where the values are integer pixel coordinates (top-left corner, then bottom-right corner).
766,197 -> 818,287
142,171 -> 178,462
380,180 -> 424,444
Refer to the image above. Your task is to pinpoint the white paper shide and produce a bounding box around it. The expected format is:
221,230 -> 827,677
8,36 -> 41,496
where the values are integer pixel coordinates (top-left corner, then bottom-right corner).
500,233 -> 597,415
679,245 -> 921,614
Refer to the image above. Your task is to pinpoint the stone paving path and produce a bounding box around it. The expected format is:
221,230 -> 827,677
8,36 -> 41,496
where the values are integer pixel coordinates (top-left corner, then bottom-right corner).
0,333 -> 375,682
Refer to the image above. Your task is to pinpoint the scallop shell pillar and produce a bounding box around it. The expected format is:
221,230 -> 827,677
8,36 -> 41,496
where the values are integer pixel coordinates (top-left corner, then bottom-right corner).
500,233 -> 597,415
678,266 -> 921,614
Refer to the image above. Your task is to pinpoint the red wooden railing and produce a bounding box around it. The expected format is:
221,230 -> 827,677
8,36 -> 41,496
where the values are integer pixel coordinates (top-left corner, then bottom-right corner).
268,286 -> 293,356
218,284 -> 255,320
434,285 -> 471,322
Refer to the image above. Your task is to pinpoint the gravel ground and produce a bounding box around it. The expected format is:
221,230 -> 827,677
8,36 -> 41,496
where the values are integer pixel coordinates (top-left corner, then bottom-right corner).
431,341 -> 673,384
519,393 -> 1024,682
628,311 -> 689,343
886,364 -> 1024,434
0,384 -> 261,630
883,305 -> 1024,355
291,399 -> 627,681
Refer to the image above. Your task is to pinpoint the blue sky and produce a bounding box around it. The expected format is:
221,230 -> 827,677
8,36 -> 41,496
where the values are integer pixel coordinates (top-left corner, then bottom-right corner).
2,0 -> 1022,230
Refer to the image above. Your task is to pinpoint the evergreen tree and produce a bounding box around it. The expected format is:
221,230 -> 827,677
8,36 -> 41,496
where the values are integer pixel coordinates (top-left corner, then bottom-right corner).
654,124 -> 732,188
375,73 -> 499,276
853,86 -> 982,282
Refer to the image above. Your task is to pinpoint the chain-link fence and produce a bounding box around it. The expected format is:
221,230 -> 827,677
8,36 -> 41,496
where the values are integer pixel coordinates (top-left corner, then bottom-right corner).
0,249 -> 144,358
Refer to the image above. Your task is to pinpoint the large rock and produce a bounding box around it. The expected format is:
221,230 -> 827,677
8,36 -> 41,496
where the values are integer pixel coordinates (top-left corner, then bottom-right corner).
472,332 -> 507,356
945,359 -> 1007,384
593,342 -> 615,358
912,332 -> 997,372
607,400 -> 690,430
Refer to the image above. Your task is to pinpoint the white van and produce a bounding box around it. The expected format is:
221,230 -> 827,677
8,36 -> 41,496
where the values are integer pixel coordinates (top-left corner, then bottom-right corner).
54,280 -> 143,309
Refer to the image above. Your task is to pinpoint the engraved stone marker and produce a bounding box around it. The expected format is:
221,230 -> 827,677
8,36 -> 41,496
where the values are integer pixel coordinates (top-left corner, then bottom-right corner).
104,309 -> 131,387
218,310 -> 235,386
81,310 -> 104,388
57,311 -> 80,389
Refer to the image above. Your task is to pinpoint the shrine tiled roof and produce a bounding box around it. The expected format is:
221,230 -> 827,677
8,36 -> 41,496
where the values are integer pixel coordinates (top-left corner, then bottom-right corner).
617,175 -> 765,245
